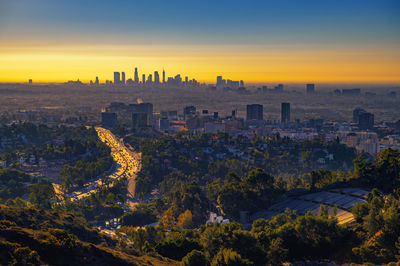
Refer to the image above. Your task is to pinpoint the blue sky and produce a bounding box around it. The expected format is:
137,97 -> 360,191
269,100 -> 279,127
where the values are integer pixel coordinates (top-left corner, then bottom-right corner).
1,0 -> 399,45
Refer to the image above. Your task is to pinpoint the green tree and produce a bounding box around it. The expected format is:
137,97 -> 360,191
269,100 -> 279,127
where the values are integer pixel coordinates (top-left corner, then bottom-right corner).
211,249 -> 252,266
28,179 -> 55,209
181,250 -> 208,266
120,204 -> 156,227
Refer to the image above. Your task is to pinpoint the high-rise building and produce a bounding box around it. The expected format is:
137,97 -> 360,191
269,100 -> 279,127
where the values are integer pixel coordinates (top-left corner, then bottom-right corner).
216,76 -> 223,87
246,104 -> 263,121
185,76 -> 188,86
184,106 -> 196,120
128,102 -> 153,125
232,109 -> 237,117
353,108 -> 366,123
132,113 -> 149,129
147,74 -> 153,84
121,72 -> 125,85
162,69 -> 165,84
154,71 -> 160,84
358,112 -> 374,130
240,80 -> 244,87
95,76 -> 99,85
306,83 -> 315,94
175,74 -> 182,85
113,72 -> 120,85
142,74 -> 146,84
281,102 -> 291,124
134,68 -> 139,83
275,84 -> 284,92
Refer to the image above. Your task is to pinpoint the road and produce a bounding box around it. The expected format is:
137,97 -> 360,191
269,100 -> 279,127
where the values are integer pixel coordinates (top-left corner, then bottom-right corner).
59,127 -> 141,201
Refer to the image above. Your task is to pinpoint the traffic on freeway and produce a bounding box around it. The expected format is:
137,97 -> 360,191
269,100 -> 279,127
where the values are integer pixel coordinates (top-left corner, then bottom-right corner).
69,127 -> 141,200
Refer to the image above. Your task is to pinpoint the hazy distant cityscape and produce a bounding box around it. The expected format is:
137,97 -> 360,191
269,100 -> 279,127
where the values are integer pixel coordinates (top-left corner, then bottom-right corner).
1,69 -> 400,158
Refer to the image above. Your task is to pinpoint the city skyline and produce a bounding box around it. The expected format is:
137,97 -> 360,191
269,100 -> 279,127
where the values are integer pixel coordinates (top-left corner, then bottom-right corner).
0,0 -> 399,84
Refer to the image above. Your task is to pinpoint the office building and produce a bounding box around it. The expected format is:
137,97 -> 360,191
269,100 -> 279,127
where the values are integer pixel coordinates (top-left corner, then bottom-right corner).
168,110 -> 178,120
113,72 -> 120,85
129,103 -> 153,121
246,104 -> 263,121
147,74 -> 153,84
132,113 -> 149,129
163,69 -> 165,84
275,84 -> 284,92
95,76 -> 99,85
159,118 -> 170,130
353,108 -> 366,123
121,72 -> 125,85
154,71 -> 160,84
281,102 -> 291,124
184,106 -> 196,120
358,112 -> 374,130
101,112 -> 118,128
142,74 -> 146,84
216,76 -> 224,88
306,83 -> 315,94
232,109 -> 236,118
175,74 -> 182,84
134,68 -> 139,83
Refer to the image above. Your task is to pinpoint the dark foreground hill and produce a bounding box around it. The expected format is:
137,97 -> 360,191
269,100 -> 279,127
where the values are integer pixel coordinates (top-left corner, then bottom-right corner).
0,205 -> 177,265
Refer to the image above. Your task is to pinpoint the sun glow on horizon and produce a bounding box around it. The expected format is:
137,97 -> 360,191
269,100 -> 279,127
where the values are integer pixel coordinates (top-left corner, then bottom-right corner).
0,43 -> 399,84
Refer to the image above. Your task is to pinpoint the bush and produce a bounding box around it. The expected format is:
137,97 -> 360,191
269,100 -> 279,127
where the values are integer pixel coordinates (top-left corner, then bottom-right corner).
181,249 -> 208,266
211,249 -> 252,266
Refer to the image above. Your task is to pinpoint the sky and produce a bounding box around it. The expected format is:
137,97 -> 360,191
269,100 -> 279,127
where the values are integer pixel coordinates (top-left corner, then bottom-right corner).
0,0 -> 399,84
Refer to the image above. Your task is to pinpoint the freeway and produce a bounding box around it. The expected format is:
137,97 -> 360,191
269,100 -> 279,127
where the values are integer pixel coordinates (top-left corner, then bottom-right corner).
66,127 -> 141,201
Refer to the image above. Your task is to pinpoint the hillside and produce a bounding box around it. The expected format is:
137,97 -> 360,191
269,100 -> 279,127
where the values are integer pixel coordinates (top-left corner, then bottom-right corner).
0,205 -> 177,265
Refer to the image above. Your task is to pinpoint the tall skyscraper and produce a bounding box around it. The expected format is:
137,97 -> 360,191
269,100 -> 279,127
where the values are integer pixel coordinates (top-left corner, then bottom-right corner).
185,76 -> 188,86
113,72 -> 120,85
147,74 -> 153,84
121,72 -> 125,85
246,104 -> 263,121
154,71 -> 160,84
134,68 -> 139,83
216,76 -> 223,87
95,76 -> 99,85
281,102 -> 291,124
142,74 -> 146,84
306,83 -> 315,94
162,69 -> 165,84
